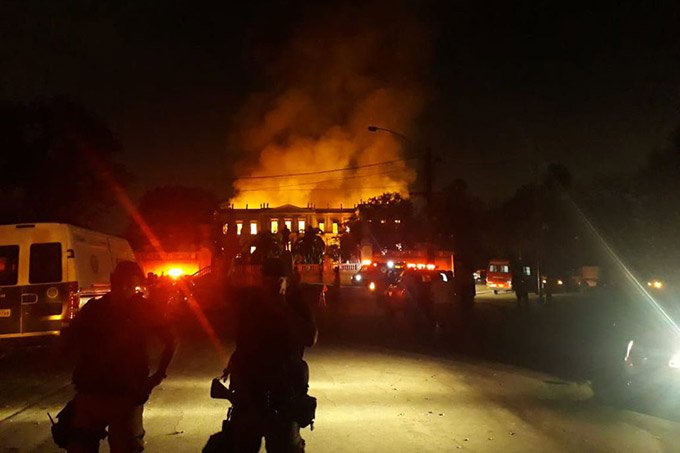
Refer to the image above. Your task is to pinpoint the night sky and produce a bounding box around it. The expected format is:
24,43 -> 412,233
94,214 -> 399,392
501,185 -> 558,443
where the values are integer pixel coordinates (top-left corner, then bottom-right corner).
2,0 -> 679,200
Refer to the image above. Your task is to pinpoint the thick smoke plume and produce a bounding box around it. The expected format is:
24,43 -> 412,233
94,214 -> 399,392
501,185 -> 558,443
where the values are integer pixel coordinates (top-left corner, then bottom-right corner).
229,2 -> 431,208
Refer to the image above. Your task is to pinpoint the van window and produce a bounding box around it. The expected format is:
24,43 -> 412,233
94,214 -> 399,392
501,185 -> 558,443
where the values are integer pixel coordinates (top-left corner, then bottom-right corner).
29,243 -> 62,284
0,245 -> 19,286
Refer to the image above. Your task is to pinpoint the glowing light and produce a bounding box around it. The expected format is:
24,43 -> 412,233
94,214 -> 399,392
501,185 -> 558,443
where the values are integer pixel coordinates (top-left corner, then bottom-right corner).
355,274 -> 362,282
298,220 -> 305,232
271,220 -> 278,233
557,279 -> 564,285
625,340 -> 634,362
318,222 -> 325,232
369,282 -> 376,291
647,280 -> 664,289
406,263 -> 416,268
250,221 -> 258,235
361,260 -> 372,266
167,268 -> 185,279
236,222 -> 243,235
426,264 -> 436,270
387,260 -> 395,269
332,222 -> 339,234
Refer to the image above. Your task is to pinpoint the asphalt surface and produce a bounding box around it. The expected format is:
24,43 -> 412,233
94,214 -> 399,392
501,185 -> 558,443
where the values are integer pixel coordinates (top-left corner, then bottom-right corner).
2,286 -> 680,452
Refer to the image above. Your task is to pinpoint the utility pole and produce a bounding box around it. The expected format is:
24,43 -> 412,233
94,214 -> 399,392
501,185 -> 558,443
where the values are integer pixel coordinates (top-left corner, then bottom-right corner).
422,146 -> 436,262
367,126 -> 439,260
423,146 -> 434,210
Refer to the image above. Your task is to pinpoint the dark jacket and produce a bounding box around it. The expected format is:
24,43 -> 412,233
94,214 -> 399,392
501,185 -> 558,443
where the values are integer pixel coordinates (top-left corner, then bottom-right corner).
228,285 -> 316,407
67,293 -> 175,400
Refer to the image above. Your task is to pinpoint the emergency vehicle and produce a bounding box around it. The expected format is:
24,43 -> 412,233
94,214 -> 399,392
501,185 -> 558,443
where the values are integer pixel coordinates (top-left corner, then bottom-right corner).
0,223 -> 135,339
486,258 -> 512,294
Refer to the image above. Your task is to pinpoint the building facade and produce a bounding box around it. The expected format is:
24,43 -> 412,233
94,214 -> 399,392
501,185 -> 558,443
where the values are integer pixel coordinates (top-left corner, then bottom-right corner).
214,203 -> 356,246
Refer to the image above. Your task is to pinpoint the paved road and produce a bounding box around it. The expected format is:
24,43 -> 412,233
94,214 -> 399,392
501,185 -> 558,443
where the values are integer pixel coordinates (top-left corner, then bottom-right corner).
2,287 -> 680,452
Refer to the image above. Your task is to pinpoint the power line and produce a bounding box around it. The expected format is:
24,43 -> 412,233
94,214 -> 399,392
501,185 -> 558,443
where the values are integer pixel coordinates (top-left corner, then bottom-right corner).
236,168 -> 411,192
233,155 -> 418,180
242,185 -> 404,192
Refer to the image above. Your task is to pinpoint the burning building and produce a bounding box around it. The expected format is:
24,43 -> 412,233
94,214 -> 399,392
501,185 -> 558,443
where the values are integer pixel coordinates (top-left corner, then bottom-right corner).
215,202 -> 355,245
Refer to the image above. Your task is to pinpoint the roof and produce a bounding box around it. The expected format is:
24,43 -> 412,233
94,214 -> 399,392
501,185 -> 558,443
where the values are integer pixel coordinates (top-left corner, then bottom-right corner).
216,202 -> 356,214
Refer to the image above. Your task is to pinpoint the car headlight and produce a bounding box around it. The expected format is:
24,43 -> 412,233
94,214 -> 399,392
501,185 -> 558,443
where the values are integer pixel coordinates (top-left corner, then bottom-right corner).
557,279 -> 563,285
669,351 -> 680,369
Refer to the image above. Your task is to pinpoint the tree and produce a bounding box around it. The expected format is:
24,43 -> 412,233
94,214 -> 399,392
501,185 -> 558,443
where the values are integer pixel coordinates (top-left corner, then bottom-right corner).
582,126 -> 680,273
0,97 -> 129,228
344,192 -> 415,253
293,227 -> 325,264
250,231 -> 283,264
125,185 -> 217,251
430,179 -> 485,266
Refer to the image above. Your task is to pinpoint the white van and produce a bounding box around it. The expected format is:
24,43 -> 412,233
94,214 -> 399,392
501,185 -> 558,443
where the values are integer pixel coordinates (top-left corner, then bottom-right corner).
0,223 -> 135,339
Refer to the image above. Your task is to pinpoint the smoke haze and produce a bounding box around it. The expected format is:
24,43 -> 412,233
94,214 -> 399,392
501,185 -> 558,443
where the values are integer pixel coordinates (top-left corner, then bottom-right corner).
229,1 -> 431,208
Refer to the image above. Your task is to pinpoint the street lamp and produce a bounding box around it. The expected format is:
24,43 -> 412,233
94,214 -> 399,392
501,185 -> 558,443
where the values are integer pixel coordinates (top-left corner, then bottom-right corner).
367,125 -> 411,144
368,125 -> 436,261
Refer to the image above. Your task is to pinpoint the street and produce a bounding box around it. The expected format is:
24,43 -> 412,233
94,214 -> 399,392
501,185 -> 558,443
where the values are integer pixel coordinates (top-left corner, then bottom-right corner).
2,287 -> 680,452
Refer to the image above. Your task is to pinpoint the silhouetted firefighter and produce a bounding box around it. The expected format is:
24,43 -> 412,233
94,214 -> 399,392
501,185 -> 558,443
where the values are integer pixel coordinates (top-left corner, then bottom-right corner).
56,261 -> 176,452
208,256 -> 318,452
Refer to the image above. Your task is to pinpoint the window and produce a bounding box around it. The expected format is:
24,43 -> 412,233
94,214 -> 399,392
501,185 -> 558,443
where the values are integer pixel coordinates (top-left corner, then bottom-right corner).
332,222 -> 339,234
0,245 -> 19,286
271,220 -> 279,233
284,220 -> 292,231
236,222 -> 243,235
298,220 -> 305,232
489,264 -> 510,274
522,266 -> 531,276
222,223 -> 229,235
30,242 -> 62,284
318,221 -> 325,232
250,221 -> 258,235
